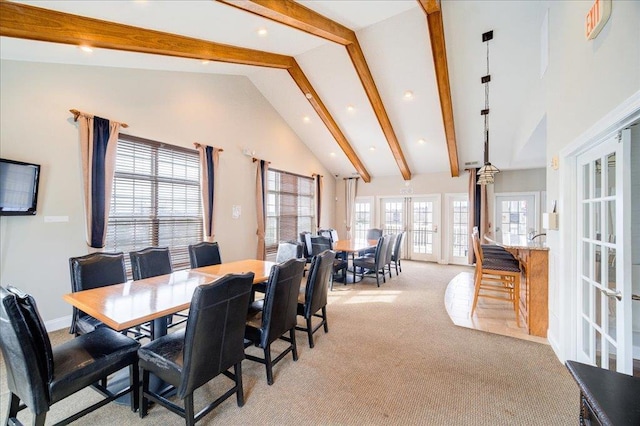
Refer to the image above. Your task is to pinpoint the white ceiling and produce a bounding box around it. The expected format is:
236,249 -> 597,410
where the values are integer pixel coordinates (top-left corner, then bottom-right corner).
0,0 -> 547,179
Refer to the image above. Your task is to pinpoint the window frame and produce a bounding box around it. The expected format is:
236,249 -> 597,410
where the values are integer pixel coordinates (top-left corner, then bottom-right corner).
104,134 -> 203,272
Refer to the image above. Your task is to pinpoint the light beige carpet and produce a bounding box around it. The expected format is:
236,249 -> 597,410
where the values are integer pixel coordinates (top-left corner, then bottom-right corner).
1,261 -> 578,425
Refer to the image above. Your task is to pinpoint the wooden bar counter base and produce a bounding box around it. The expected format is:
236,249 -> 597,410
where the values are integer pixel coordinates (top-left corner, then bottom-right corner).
485,234 -> 550,338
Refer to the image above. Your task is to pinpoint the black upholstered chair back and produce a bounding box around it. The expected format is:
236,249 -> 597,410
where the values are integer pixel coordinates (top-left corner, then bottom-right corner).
69,252 -> 127,334
179,273 -> 254,398
366,228 -> 383,240
0,286 -> 52,416
188,241 -> 222,268
303,250 -> 336,317
310,236 -> 332,256
275,241 -> 304,264
392,231 -> 405,261
69,252 -> 127,292
129,247 -> 172,280
374,235 -> 389,269
385,234 -> 397,265
261,258 -> 306,348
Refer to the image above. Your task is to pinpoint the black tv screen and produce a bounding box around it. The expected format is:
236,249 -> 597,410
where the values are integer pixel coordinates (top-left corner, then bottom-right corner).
0,158 -> 41,216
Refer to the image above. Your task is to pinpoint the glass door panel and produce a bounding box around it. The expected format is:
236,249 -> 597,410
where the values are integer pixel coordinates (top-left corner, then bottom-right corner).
576,132 -> 631,374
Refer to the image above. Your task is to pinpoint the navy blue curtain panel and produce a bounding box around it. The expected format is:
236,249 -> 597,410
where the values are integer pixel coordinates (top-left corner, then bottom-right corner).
204,146 -> 215,237
90,117 -> 111,248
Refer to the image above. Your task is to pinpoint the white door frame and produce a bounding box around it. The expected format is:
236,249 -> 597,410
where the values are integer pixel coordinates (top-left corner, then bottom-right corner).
444,193 -> 470,265
554,90 -> 640,365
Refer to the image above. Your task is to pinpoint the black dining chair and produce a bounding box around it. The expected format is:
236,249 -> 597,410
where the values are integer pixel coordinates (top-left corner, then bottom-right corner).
244,258 -> 306,385
296,249 -> 336,348
384,233 -> 397,279
130,246 -> 188,334
311,235 -> 347,288
352,235 -> 389,286
138,273 -> 255,425
0,285 -> 140,426
391,231 -> 406,275
68,251 -> 128,336
188,241 -> 222,268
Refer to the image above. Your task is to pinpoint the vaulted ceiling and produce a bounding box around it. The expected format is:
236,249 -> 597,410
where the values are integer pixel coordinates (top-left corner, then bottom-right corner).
0,0 -> 547,182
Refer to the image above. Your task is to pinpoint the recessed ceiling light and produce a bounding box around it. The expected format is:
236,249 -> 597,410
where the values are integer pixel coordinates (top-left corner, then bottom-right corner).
329,152 -> 336,157
417,138 -> 426,144
302,116 -> 311,123
369,146 -> 376,151
403,90 -> 414,100
79,45 -> 93,53
347,105 -> 355,113
201,60 -> 210,65
257,28 -> 268,37
305,93 -> 313,99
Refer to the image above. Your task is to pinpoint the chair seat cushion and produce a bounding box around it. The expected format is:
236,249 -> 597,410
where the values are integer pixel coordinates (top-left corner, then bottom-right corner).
50,327 -> 139,404
353,256 -> 375,268
482,258 -> 521,272
137,329 -> 186,388
248,299 -> 264,314
75,315 -> 107,335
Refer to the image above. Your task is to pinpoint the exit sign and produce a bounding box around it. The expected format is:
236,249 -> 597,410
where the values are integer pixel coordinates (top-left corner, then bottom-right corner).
586,0 -> 612,40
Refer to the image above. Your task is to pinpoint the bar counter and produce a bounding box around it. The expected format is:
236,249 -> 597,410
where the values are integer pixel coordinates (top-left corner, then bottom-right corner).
484,233 -> 549,338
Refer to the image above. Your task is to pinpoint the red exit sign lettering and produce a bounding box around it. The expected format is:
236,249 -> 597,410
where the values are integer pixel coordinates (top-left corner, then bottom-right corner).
586,0 -> 612,40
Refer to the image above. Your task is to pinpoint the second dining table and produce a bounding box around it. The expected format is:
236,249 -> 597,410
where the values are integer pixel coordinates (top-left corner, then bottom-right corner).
331,239 -> 379,283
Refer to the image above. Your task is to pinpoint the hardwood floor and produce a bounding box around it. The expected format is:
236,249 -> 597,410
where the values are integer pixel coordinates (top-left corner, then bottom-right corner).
445,271 -> 548,344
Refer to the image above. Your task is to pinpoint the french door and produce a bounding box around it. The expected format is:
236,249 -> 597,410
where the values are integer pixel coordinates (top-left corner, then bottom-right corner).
576,130 -> 631,374
446,194 -> 469,265
494,194 -> 537,238
379,196 -> 440,262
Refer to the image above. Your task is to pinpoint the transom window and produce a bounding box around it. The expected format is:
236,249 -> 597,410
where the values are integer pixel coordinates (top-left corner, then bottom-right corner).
265,169 -> 314,256
104,134 -> 203,271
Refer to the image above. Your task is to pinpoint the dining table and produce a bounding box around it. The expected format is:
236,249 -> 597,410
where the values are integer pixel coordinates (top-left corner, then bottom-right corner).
63,259 -> 275,340
331,239 -> 378,283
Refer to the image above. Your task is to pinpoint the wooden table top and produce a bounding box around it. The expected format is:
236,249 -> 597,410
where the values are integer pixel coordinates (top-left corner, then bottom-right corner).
332,239 -> 378,253
63,259 -> 275,332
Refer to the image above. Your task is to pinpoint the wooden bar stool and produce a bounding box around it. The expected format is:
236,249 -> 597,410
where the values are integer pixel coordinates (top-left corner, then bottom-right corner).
471,233 -> 522,326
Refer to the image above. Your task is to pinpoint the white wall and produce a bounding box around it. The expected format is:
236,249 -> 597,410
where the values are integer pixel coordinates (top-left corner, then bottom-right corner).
542,1 -> 640,359
0,60 -> 335,325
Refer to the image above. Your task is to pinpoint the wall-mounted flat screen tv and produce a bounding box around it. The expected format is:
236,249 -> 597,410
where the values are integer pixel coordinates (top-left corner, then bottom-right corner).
0,158 -> 41,216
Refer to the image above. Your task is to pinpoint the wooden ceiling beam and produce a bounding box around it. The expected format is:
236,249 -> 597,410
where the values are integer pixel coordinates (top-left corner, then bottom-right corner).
288,61 -> 371,183
217,0 -> 355,45
418,0 -> 460,177
0,1 -> 293,68
218,0 -> 412,180
0,1 -> 372,180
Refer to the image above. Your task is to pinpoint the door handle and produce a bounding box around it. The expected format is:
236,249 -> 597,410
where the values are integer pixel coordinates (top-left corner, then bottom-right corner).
600,288 -> 622,301
632,294 -> 640,301
433,225 -> 438,233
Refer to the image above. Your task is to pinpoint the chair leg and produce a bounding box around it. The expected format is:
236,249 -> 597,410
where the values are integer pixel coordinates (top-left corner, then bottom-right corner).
375,270 -> 380,287
139,368 -> 149,418
234,362 -> 244,407
184,393 -> 195,426
306,316 -> 314,348
130,361 -> 139,412
322,306 -> 329,333
399,259 -> 402,273
290,328 -> 298,361
34,413 -> 46,426
264,345 -> 274,386
470,269 -> 483,317
5,393 -> 21,425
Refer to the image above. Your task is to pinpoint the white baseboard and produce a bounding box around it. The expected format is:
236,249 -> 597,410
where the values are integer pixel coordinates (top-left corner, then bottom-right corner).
45,315 -> 71,332
547,329 -> 565,364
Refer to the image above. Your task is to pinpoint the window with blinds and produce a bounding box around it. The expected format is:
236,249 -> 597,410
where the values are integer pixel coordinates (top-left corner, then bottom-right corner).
265,169 -> 314,256
104,135 -> 202,271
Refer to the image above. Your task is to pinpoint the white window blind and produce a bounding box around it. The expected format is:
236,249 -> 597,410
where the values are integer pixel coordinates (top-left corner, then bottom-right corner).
104,135 -> 202,271
265,169 -> 314,256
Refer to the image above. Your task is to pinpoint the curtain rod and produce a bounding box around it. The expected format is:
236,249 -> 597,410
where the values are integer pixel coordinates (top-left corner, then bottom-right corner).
193,142 -> 223,152
70,109 -> 128,128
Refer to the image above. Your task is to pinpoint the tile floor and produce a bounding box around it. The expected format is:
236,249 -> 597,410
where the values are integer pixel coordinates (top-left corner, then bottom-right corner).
445,271 -> 548,345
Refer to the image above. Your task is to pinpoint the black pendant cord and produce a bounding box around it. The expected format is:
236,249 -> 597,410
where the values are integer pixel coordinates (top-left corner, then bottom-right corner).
484,35 -> 490,165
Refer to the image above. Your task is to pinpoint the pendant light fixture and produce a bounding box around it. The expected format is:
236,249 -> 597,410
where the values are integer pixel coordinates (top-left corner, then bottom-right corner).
477,30 -> 500,185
